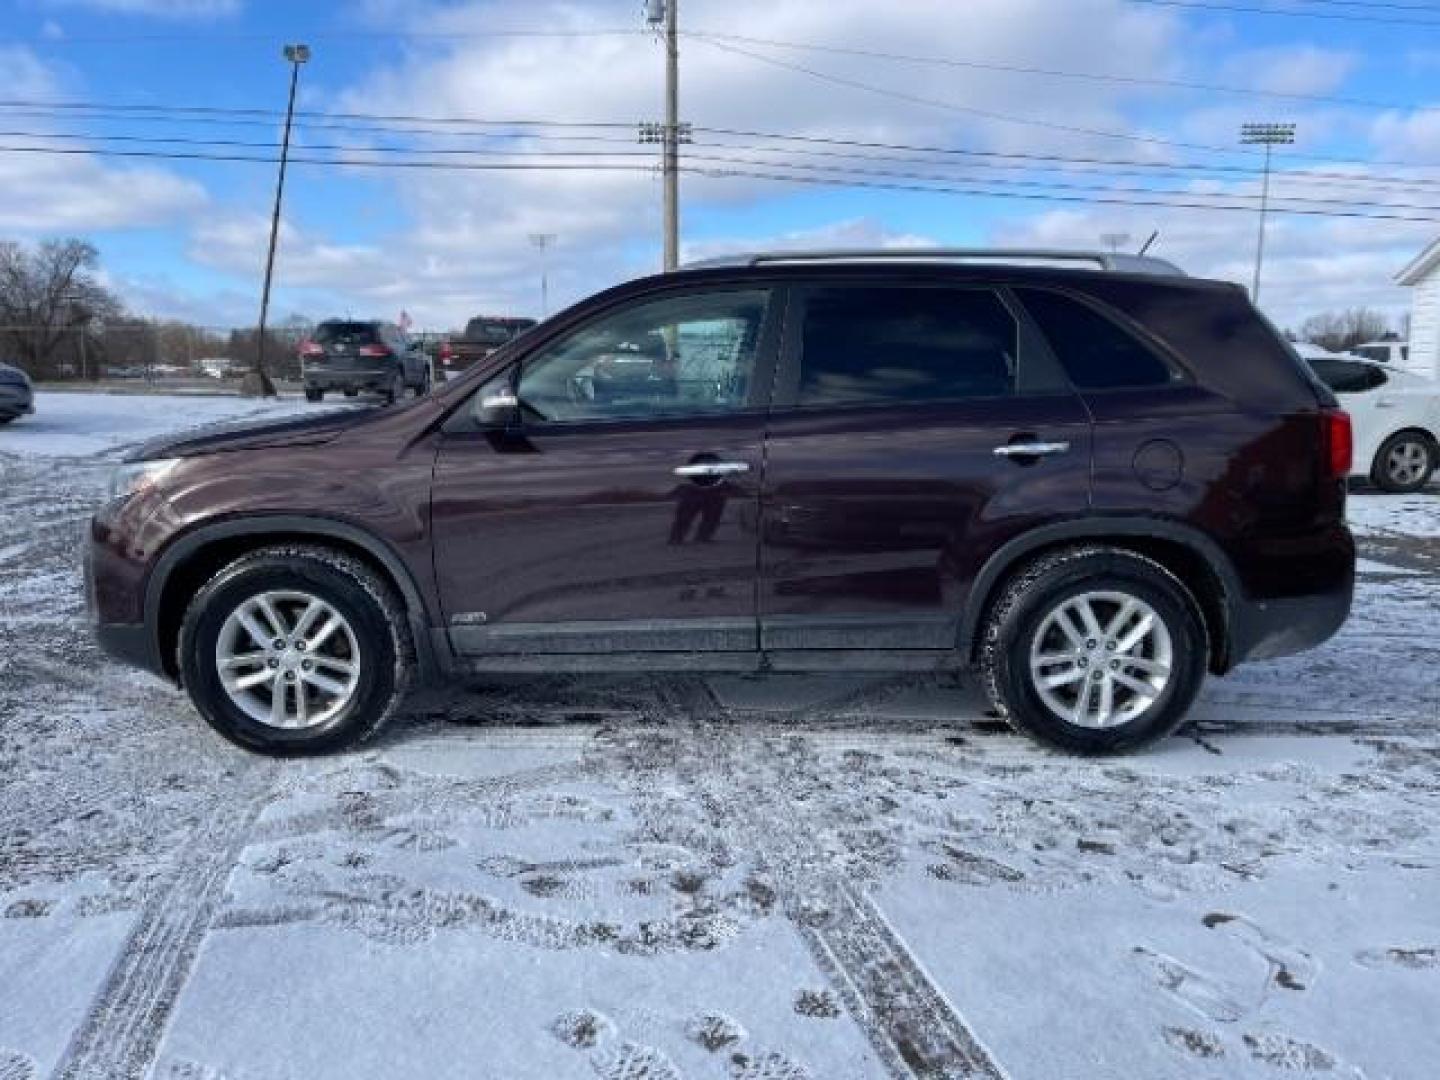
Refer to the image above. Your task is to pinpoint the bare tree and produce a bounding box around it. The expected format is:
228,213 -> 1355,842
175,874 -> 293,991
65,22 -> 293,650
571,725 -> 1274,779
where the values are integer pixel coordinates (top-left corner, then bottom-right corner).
1299,308 -> 1395,354
0,239 -> 121,377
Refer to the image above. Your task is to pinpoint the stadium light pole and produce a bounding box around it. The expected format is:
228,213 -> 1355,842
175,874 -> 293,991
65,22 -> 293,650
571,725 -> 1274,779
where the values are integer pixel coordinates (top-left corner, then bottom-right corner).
1240,122 -> 1295,306
529,233 -> 557,317
244,42 -> 310,398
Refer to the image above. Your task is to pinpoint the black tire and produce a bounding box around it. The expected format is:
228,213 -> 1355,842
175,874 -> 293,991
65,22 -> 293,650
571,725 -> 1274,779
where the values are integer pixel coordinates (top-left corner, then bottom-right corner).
178,545 -> 414,755
382,373 -> 402,405
979,546 -> 1208,754
304,386 -> 324,403
413,370 -> 431,398
1370,431 -> 1436,493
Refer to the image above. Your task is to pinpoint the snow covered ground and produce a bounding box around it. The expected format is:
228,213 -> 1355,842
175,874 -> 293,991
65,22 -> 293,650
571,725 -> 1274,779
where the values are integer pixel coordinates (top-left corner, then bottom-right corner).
1,394 -> 1436,1080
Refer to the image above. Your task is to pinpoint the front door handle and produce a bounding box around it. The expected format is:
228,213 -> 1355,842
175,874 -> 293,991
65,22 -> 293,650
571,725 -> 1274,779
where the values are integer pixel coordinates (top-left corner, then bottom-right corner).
994,441 -> 1071,458
674,461 -> 750,478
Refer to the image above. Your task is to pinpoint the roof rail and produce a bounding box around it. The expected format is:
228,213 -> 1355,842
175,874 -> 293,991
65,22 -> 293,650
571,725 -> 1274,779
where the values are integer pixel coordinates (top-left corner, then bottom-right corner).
681,248 -> 1185,277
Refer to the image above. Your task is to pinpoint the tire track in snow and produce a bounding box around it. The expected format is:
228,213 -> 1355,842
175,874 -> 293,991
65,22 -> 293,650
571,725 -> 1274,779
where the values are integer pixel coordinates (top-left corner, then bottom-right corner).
50,765 -> 277,1080
654,679 -> 1006,1080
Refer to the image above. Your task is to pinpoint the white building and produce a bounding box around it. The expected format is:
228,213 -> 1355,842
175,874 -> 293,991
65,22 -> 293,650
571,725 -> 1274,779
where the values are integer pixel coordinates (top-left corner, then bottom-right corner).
1397,237 -> 1440,380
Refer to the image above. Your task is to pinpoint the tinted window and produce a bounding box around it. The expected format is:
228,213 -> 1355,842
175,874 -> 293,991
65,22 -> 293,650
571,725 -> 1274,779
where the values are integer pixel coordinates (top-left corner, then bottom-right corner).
797,287 -> 1018,408
1309,358 -> 1386,394
516,290 -> 768,422
314,321 -> 380,346
1017,288 -> 1178,390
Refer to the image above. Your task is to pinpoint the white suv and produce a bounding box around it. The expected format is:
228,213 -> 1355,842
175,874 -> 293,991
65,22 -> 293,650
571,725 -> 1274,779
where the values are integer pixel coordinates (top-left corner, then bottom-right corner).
1308,355 -> 1439,492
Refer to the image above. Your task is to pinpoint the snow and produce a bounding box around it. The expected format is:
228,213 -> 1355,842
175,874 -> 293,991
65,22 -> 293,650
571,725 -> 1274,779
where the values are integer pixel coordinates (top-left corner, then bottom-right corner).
0,390 -> 333,460
0,394 -> 1437,1079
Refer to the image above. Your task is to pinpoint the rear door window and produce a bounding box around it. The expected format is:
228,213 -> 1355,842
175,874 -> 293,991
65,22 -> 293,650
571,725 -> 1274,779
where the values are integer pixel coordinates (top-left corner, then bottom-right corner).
1016,288 -> 1180,390
795,287 -> 1019,408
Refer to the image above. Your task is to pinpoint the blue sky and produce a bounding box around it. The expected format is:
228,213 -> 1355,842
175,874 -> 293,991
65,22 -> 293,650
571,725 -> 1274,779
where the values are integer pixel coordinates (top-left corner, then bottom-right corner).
2,0 -> 1439,331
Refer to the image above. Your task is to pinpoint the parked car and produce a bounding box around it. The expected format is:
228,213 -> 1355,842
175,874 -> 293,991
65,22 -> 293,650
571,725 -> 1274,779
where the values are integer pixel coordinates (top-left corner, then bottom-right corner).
1351,340 -> 1411,369
299,320 -> 430,403
438,316 -> 537,377
0,362 -> 34,424
1304,353 -> 1438,492
87,249 -> 1354,757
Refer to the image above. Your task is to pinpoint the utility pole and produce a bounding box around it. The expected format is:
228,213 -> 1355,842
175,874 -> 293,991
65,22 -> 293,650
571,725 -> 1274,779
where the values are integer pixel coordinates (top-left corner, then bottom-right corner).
529,233 -> 557,317
1240,122 -> 1294,306
645,0 -> 681,270
245,42 -> 310,398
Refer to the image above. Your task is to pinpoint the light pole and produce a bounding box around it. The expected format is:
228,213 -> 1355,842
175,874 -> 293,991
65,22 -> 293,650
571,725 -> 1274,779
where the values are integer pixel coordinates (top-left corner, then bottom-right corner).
244,42 -> 310,398
529,233 -> 557,317
1240,122 -> 1295,305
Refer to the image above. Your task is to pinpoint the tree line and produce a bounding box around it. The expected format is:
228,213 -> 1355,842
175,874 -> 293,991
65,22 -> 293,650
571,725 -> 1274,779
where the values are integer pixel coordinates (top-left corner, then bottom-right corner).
0,237 -> 310,381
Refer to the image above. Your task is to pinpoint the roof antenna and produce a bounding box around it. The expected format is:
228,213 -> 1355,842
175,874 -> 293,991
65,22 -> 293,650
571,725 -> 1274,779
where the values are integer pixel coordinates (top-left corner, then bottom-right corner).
1138,230 -> 1160,256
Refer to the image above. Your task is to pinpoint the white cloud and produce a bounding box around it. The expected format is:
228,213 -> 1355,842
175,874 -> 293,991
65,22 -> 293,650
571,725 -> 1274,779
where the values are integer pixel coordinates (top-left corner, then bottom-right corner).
224,0 -> 1189,324
1219,45 -> 1360,98
0,47 -> 208,233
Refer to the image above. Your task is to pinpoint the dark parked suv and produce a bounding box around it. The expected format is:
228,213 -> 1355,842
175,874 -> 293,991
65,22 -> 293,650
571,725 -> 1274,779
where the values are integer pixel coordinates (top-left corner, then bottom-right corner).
87,251 -> 1355,756
300,319 -> 430,403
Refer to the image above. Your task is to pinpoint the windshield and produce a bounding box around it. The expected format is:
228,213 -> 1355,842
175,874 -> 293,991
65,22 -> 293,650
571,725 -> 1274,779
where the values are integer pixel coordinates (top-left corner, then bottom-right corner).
315,322 -> 380,346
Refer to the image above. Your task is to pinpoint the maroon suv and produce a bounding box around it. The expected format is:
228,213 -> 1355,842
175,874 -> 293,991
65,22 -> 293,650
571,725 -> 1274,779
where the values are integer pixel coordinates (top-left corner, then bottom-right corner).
86,251 -> 1355,756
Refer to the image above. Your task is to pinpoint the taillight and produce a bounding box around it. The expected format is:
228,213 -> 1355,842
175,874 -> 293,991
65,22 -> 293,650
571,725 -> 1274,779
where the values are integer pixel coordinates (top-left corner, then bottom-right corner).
299,340 -> 323,359
1324,409 -> 1352,479
358,343 -> 392,358
439,342 -> 453,361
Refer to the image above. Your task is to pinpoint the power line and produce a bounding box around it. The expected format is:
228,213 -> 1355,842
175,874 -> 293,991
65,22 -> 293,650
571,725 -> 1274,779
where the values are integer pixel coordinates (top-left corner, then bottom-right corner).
697,43 -> 1440,171
1124,0 -> 1440,26
687,163 -> 1440,223
14,122 -> 1440,197
687,29 -> 1438,114
8,140 -> 1440,222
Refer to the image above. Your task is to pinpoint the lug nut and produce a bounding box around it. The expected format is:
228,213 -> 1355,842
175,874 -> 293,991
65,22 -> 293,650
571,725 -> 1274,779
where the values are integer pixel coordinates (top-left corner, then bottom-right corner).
272,639 -> 285,650
1111,660 -> 1121,670
267,658 -> 280,669
294,640 -> 307,652
284,671 -> 296,681
1078,657 -> 1088,669
1086,639 -> 1097,649
1106,641 -> 1117,651
301,659 -> 313,671
1092,671 -> 1104,681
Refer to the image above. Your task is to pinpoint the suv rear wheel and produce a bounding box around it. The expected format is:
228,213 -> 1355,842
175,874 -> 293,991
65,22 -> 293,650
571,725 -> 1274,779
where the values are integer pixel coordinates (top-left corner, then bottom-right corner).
1371,431 -> 1435,493
178,545 -> 413,755
980,546 -> 1207,753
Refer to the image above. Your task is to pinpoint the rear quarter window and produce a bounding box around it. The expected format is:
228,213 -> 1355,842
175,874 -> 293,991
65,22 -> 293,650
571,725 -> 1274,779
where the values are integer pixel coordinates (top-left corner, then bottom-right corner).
1015,288 -> 1180,391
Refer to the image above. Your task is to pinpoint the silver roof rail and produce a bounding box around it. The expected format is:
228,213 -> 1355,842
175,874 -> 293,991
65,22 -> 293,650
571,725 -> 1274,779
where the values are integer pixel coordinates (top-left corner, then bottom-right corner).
681,248 -> 1185,277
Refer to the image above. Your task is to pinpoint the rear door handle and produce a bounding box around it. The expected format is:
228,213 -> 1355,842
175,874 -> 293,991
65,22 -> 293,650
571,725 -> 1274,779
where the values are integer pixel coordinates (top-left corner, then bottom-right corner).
674,461 -> 750,478
994,441 -> 1071,458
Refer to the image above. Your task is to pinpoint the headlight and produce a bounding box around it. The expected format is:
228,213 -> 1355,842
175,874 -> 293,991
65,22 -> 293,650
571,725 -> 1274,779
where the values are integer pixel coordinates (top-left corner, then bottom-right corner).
106,458 -> 180,504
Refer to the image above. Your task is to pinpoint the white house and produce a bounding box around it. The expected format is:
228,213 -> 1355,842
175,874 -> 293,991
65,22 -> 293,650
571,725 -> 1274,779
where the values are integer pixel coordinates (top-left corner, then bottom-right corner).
1397,237 -> 1440,380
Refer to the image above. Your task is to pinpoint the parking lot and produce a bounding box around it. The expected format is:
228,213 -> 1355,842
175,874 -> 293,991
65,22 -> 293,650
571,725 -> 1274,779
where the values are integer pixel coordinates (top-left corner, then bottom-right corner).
1,393 -> 1437,1079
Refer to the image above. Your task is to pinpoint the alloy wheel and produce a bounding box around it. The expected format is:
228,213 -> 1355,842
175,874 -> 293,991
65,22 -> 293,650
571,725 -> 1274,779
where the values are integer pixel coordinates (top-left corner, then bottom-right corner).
214,590 -> 361,729
1386,439 -> 1430,487
1028,590 -> 1174,729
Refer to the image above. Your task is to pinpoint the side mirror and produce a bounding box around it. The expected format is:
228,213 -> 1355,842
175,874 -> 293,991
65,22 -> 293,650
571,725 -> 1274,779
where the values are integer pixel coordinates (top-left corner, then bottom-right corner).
476,390 -> 520,427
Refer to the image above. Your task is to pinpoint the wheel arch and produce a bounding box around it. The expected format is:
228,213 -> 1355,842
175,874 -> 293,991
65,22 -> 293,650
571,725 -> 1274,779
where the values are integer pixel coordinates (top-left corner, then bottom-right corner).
146,515 -> 442,684
960,518 -> 1240,675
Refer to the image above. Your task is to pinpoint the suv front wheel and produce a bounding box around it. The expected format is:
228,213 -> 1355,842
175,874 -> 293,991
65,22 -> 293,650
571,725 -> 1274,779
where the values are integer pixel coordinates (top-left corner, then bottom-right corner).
980,546 -> 1207,753
179,545 -> 414,755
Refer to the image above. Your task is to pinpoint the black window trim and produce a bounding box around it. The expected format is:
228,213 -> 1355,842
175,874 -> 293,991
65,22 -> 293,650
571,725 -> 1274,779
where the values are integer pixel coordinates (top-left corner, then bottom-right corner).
448,283 -> 787,434
768,279 -> 1072,416
1010,284 -> 1195,395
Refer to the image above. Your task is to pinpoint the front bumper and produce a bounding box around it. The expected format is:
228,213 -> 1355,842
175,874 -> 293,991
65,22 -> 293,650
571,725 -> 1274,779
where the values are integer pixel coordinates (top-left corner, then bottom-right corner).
0,387 -> 33,418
